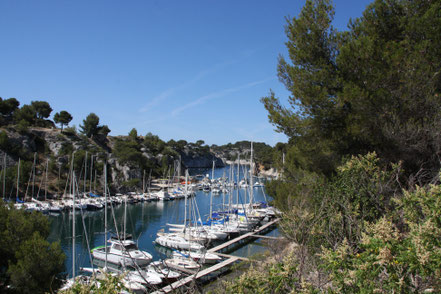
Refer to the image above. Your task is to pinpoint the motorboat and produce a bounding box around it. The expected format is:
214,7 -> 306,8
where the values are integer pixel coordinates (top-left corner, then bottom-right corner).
92,236 -> 153,268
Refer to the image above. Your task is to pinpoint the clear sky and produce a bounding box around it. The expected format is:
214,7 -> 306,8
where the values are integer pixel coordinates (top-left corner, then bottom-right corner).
0,0 -> 372,146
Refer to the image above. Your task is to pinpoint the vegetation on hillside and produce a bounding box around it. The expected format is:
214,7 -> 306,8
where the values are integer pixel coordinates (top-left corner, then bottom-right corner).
225,0 -> 441,293
212,141 -> 278,170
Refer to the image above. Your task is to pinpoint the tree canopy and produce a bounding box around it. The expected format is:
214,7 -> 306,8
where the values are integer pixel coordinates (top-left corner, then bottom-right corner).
13,104 -> 37,126
231,1 -> 441,293
128,128 -> 138,141
79,113 -> 100,138
0,202 -> 65,293
262,0 -> 441,180
53,110 -> 73,130
31,101 -> 52,119
0,98 -> 20,122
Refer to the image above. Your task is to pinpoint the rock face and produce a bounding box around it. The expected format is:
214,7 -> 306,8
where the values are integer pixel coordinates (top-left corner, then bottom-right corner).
0,126 -> 258,194
0,150 -> 17,168
179,149 -> 225,168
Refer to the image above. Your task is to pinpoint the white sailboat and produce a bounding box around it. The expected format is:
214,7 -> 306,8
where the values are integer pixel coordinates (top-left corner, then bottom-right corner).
172,249 -> 221,264
92,163 -> 153,269
60,154 -> 96,291
164,253 -> 201,272
147,260 -> 181,281
155,170 -> 209,250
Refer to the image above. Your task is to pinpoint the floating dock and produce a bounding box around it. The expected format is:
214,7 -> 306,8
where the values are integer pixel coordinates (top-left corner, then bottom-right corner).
153,218 -> 280,293
208,218 -> 279,254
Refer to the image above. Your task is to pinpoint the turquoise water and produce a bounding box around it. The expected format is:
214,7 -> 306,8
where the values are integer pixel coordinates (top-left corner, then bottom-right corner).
47,166 -> 274,277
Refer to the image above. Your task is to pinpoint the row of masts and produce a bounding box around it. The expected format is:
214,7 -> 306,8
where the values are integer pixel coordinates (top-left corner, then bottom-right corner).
55,142 -> 278,292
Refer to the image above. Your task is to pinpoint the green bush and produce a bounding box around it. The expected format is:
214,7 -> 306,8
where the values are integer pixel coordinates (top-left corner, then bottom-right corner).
0,201 -> 65,292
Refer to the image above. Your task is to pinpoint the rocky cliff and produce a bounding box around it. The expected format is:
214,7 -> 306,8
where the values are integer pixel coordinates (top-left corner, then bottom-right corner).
0,127 -> 226,195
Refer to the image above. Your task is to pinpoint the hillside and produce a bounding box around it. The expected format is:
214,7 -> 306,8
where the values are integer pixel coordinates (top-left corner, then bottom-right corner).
0,126 -> 227,197
0,125 -> 281,198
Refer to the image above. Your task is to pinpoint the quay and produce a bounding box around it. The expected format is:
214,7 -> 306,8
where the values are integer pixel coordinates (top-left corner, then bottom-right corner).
153,218 -> 280,293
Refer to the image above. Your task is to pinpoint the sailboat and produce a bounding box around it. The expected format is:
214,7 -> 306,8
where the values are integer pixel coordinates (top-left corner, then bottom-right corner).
164,251 -> 201,272
60,154 -> 96,291
92,163 -> 153,269
147,260 -> 181,281
172,249 -> 221,264
155,170 -> 208,251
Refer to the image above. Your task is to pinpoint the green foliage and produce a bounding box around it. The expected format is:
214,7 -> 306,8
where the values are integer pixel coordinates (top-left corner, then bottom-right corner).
60,271 -> 129,294
263,0 -> 441,179
0,98 -> 20,125
224,254 -> 300,293
54,111 -> 73,130
14,105 -> 36,127
59,141 -> 74,156
0,98 -> 20,116
276,152 -> 400,251
8,232 -> 65,293
31,100 -> 52,119
113,139 -> 145,168
320,178 -> 441,293
63,125 -> 77,136
79,113 -> 100,138
212,141 -> 275,168
16,119 -> 30,134
0,201 -> 65,292
167,139 -> 188,152
122,178 -> 140,189
143,132 -> 165,153
97,125 -> 110,138
0,131 -> 10,150
228,156 -> 441,293
128,128 -> 138,141
72,150 -> 87,174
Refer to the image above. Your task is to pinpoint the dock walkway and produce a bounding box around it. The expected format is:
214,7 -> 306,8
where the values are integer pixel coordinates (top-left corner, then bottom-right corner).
152,257 -> 239,294
153,218 -> 279,293
208,218 -> 279,253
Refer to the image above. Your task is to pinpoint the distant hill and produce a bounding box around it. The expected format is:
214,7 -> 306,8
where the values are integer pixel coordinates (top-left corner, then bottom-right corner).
0,97 -> 281,198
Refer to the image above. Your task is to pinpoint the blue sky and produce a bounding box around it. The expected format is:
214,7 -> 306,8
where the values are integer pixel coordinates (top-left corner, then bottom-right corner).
0,0 -> 372,146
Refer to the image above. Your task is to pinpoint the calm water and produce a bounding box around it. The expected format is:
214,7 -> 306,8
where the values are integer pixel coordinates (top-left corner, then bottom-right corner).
47,166 -> 274,277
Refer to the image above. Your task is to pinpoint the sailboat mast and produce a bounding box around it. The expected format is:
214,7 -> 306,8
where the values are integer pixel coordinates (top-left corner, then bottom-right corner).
84,151 -> 88,195
211,160 -> 215,182
124,192 -> 127,241
3,153 -> 6,200
184,170 -> 188,229
89,155 -> 93,193
32,153 -> 36,200
236,155 -> 240,205
209,183 -> 213,222
16,158 -> 20,202
94,169 -> 97,192
104,162 -> 108,269
250,142 -> 254,206
71,153 -> 75,279
45,159 -> 48,201
142,170 -> 145,194
178,155 -> 181,186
